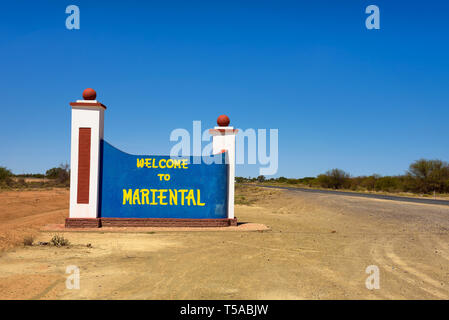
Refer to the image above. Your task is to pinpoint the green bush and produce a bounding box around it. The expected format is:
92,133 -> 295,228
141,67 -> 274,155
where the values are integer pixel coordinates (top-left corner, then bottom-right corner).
407,159 -> 449,193
237,159 -> 449,195
46,163 -> 70,186
317,169 -> 350,189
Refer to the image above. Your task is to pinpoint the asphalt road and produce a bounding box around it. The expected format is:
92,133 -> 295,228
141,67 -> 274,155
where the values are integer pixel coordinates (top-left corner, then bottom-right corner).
250,184 -> 449,206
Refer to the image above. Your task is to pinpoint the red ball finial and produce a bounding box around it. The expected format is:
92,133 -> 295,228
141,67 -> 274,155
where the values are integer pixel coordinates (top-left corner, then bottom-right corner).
83,88 -> 97,100
217,114 -> 230,127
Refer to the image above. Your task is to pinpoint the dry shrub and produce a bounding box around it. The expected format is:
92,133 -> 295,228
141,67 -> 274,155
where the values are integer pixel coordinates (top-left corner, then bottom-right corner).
23,235 -> 34,246
51,234 -> 70,247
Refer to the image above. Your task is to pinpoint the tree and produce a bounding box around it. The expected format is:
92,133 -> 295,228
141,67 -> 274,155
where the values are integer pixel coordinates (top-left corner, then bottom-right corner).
407,159 -> 449,193
0,166 -> 12,181
46,163 -> 70,185
317,168 -> 350,189
257,175 -> 266,183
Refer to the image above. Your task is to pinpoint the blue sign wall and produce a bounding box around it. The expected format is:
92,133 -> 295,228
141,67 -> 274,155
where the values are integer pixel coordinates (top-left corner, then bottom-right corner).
99,140 -> 228,219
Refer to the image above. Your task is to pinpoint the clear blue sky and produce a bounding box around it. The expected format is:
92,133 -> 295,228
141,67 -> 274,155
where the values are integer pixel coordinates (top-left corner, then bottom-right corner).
1,0 -> 448,178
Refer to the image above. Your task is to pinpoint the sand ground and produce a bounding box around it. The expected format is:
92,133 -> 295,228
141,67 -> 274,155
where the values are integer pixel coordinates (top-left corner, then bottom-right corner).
0,185 -> 448,299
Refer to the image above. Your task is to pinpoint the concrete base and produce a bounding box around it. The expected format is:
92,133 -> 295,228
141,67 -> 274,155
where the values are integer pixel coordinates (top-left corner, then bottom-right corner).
65,217 -> 238,228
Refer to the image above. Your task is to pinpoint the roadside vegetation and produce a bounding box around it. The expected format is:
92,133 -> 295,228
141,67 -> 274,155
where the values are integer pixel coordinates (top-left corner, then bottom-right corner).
0,163 -> 70,189
50,234 -> 70,247
237,159 -> 449,197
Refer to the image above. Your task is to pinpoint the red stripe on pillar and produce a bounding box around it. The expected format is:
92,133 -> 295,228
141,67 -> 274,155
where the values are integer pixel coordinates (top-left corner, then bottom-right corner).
77,128 -> 91,204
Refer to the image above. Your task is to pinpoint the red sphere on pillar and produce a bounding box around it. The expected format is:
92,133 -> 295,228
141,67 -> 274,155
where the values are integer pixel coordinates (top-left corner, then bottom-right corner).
217,114 -> 230,127
83,88 -> 97,100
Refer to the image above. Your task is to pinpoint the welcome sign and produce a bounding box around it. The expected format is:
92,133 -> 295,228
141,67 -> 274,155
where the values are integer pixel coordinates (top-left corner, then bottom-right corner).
99,141 -> 228,219
66,88 -> 237,228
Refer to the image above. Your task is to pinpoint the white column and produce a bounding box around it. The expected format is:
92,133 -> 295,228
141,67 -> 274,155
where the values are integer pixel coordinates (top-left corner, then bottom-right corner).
69,89 -> 106,219
210,118 -> 238,220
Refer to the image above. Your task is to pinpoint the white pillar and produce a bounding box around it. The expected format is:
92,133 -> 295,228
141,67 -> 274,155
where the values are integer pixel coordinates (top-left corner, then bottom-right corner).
69,88 -> 106,219
210,115 -> 238,220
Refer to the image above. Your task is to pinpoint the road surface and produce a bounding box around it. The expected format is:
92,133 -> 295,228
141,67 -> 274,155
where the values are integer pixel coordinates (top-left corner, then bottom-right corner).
250,184 -> 449,206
